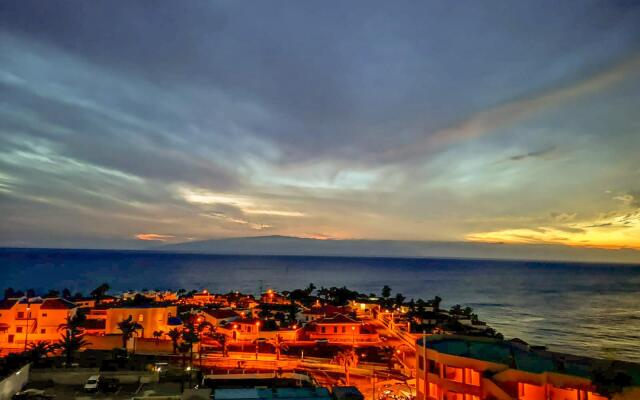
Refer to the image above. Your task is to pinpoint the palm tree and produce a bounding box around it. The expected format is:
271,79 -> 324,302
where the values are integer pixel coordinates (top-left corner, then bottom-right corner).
25,341 -> 56,365
334,348 -> 358,385
167,328 -> 182,354
56,330 -> 90,367
90,283 -> 110,305
269,334 -> 288,361
182,323 -> 199,370
117,316 -> 143,352
58,312 -> 86,336
153,330 -> 164,344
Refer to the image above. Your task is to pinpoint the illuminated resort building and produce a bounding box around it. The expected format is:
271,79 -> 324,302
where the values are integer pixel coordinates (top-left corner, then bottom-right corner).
415,335 -> 639,400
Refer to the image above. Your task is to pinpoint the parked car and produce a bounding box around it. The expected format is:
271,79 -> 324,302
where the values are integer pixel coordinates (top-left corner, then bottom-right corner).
83,375 -> 101,392
12,389 -> 54,400
99,377 -> 119,393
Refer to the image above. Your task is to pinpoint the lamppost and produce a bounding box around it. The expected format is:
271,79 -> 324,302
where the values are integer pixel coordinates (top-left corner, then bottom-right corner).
23,299 -> 31,352
351,325 -> 356,345
255,321 -> 261,360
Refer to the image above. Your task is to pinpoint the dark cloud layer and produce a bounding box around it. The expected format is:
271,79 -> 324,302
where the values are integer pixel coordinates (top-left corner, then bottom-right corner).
1,1 -> 640,260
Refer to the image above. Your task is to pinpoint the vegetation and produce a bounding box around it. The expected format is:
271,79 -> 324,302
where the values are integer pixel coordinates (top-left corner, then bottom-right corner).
117,316 -> 143,351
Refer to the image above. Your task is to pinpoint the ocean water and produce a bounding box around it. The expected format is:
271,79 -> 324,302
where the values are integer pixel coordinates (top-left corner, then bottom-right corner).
1,249 -> 640,362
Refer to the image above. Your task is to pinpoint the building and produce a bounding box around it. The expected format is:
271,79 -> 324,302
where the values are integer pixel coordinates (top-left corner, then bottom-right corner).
261,290 -> 290,305
105,305 -> 180,339
0,297 -> 76,351
297,305 -> 351,323
415,335 -> 640,400
214,387 -> 332,400
201,309 -> 240,327
306,314 -> 379,343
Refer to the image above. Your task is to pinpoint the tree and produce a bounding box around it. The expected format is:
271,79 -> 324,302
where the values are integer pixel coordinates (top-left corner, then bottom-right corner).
334,348 -> 358,385
90,283 -> 110,305
270,334 -> 288,361
450,304 -> 462,315
168,328 -> 182,354
56,330 -> 90,367
58,312 -> 87,334
304,283 -> 316,296
432,296 -> 442,311
394,293 -> 406,308
62,288 -> 72,299
381,285 -> 392,299
45,290 -> 60,298
182,323 -> 200,369
117,316 -> 143,352
25,342 -> 56,365
153,330 -> 164,344
4,287 -> 16,299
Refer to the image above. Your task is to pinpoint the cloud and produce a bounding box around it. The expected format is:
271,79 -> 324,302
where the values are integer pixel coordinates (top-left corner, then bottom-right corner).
135,233 -> 175,241
509,147 -> 557,161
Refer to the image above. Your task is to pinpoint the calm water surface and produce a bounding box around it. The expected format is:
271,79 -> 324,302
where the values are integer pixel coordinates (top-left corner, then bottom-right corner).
1,249 -> 639,362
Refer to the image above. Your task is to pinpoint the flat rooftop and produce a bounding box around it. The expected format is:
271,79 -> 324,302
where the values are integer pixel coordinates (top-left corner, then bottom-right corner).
214,388 -> 331,400
418,336 -> 640,384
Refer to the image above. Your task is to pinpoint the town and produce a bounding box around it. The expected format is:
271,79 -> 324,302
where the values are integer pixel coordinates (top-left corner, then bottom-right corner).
1,284 -> 638,400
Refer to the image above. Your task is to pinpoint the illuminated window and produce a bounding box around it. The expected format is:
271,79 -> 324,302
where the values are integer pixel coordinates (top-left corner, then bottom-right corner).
464,368 -> 481,386
444,392 -> 464,400
428,382 -> 438,399
138,314 -> 144,322
444,365 -> 464,383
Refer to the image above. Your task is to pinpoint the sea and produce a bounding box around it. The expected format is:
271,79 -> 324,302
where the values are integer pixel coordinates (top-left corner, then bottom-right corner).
1,248 -> 639,363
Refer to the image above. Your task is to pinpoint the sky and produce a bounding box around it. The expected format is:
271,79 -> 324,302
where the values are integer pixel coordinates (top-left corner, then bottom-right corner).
1,1 -> 640,261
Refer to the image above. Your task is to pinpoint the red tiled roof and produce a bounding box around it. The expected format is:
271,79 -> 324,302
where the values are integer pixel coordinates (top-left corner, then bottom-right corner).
303,305 -> 349,316
234,317 -> 264,325
0,299 -> 18,310
41,298 -> 77,310
204,309 -> 239,319
315,313 -> 359,324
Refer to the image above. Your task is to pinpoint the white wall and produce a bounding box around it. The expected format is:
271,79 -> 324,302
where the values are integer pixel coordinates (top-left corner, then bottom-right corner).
0,363 -> 29,400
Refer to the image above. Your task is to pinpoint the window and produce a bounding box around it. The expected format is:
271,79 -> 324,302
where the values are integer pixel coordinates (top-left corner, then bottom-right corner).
333,326 -> 338,333
138,314 -> 144,322
321,326 -> 326,333
42,313 -> 47,317
444,365 -> 464,383
16,327 -> 23,333
40,328 -> 46,334
464,368 -> 480,386
341,326 -> 346,333
428,382 -> 438,399
418,356 -> 425,371
17,312 -> 24,319
247,326 -> 252,333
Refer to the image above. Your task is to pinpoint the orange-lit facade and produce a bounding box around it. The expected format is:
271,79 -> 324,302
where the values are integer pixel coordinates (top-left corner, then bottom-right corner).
416,335 -> 613,400
104,305 -> 180,339
0,297 -> 76,352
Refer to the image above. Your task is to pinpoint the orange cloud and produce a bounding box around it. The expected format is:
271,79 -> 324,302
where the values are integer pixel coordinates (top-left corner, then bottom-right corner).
135,233 -> 175,241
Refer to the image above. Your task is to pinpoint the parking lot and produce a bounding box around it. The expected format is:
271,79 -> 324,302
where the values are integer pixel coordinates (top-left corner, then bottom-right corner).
22,380 -> 182,400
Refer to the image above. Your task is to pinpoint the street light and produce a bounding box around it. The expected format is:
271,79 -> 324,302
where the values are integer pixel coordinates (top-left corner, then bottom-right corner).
255,321 -> 261,360
351,325 -> 356,345
24,300 -> 31,352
